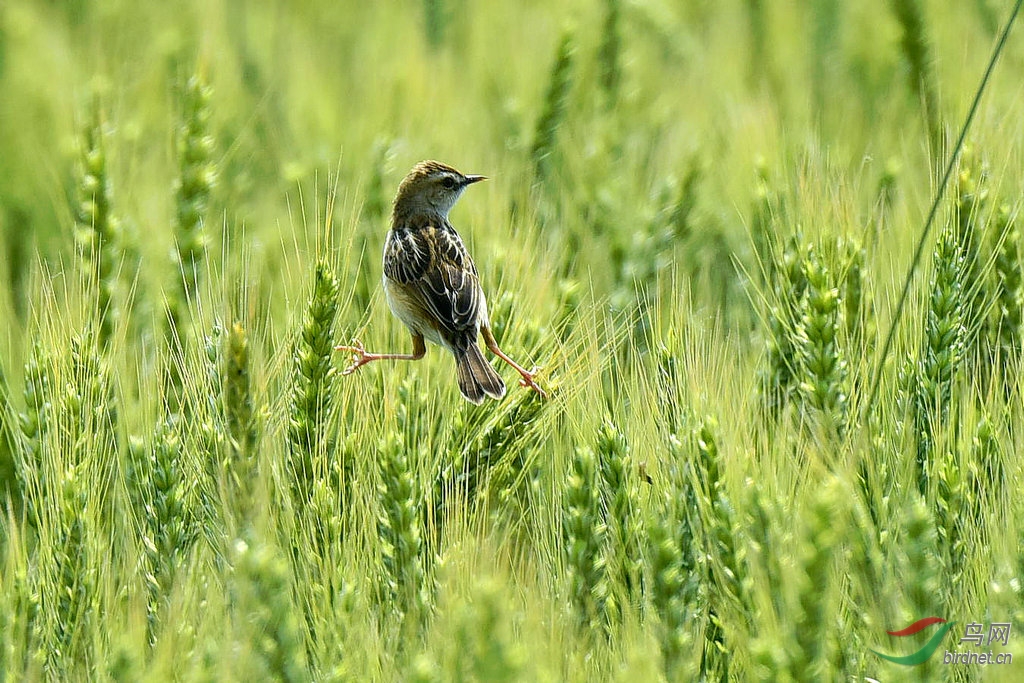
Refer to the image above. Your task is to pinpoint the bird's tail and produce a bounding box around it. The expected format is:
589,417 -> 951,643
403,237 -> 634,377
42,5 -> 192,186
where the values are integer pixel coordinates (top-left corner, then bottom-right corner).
456,343 -> 506,404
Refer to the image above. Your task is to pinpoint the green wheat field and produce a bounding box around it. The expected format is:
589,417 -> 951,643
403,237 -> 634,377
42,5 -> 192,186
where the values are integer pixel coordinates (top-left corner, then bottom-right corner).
1,0 -> 1023,680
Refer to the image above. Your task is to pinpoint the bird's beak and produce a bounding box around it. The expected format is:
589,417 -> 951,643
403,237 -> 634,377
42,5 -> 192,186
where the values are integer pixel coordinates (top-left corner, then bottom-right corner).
463,174 -> 487,185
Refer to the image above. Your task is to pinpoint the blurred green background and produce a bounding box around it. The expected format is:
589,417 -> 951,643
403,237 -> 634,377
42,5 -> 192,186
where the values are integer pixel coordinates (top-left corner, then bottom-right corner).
1,0 -> 1020,331
0,0 -> 1010,313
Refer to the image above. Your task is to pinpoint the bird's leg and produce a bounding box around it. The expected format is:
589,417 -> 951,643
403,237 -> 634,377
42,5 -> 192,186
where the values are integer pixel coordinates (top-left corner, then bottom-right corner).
335,334 -> 426,375
480,326 -> 547,398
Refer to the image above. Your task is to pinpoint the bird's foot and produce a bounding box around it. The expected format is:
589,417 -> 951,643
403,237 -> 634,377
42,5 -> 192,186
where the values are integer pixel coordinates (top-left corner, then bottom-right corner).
518,366 -> 548,399
334,339 -> 375,375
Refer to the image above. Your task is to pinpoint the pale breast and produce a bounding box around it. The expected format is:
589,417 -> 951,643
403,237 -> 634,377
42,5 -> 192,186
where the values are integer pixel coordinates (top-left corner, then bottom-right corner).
383,276 -> 444,346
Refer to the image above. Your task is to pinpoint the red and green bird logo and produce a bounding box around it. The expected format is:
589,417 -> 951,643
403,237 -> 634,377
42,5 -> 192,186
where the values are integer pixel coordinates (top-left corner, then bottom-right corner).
871,617 -> 955,666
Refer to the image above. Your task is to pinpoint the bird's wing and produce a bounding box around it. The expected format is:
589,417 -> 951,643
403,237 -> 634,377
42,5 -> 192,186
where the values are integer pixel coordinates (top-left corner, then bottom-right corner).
384,224 -> 482,337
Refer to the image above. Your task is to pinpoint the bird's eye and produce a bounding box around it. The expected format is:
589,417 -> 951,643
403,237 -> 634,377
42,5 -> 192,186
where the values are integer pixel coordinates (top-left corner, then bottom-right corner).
441,176 -> 457,190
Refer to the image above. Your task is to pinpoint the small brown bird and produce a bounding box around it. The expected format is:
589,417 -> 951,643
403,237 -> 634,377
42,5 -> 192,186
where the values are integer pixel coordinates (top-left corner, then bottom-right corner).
336,160 -> 546,403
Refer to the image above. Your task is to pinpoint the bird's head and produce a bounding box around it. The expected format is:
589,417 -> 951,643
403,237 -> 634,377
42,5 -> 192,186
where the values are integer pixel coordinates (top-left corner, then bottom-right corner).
393,160 -> 486,220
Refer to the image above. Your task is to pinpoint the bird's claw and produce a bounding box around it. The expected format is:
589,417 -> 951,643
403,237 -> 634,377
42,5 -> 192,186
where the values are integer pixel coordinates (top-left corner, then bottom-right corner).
334,339 -> 371,375
518,366 -> 548,399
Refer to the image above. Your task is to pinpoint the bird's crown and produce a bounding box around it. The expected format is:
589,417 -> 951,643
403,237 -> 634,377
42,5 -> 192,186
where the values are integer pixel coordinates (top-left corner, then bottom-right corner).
407,160 -> 463,180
